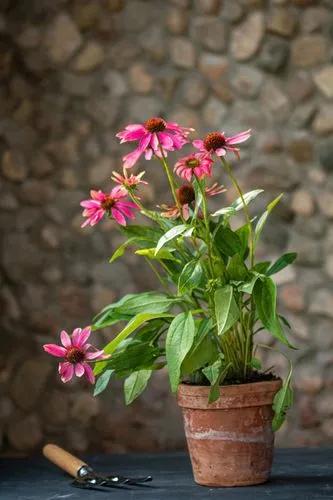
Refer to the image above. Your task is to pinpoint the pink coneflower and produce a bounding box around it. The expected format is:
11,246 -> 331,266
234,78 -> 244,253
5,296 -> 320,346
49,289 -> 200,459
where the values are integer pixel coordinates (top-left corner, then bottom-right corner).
116,117 -> 194,168
111,170 -> 147,189
43,327 -> 109,384
193,129 -> 251,159
80,186 -> 138,227
160,183 -> 225,220
174,153 -> 213,182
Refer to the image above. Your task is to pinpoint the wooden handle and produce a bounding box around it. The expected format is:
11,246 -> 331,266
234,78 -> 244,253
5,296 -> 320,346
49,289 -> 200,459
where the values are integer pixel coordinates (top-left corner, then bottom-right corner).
43,444 -> 88,478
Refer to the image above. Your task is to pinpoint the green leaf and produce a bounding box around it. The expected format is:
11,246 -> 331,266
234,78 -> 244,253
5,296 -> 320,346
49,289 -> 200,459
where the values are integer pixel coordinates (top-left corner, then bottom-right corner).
236,223 -> 250,257
178,259 -> 203,294
118,292 -> 179,316
272,363 -> 293,432
124,369 -> 152,405
202,358 -> 222,385
166,312 -> 195,392
214,285 -> 240,336
227,254 -> 249,282
267,253 -> 297,276
202,359 -> 230,403
135,247 -> 178,261
135,319 -> 166,342
214,227 -> 242,257
255,193 -> 283,244
193,178 -> 203,217
253,276 -> 277,328
155,224 -> 188,255
212,189 -> 264,217
92,292 -> 179,331
253,261 -> 271,274
181,320 -> 217,375
249,358 -> 262,370
108,342 -> 160,374
253,278 -> 295,347
238,272 -> 261,294
121,224 -> 163,243
94,312 -> 172,375
93,369 -> 114,396
92,310 -> 132,331
109,238 -> 136,263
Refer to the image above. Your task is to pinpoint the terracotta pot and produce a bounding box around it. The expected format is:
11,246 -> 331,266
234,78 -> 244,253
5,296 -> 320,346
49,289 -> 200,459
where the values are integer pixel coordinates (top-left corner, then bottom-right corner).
177,379 -> 282,487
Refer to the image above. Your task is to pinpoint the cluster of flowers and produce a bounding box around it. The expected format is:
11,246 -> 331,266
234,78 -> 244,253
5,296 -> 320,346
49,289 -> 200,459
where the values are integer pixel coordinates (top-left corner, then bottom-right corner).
44,117 -> 250,384
80,118 -> 250,227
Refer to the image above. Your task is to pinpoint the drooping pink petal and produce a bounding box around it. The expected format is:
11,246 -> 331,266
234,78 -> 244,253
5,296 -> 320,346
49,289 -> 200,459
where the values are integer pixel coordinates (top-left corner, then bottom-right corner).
59,362 -> 74,383
158,132 -> 174,150
43,344 -> 67,357
83,363 -> 95,384
193,139 -> 204,150
80,200 -> 101,209
85,349 -> 108,360
111,207 -> 127,226
75,363 -> 85,377
60,330 -> 71,348
123,146 -> 144,169
226,129 -> 251,145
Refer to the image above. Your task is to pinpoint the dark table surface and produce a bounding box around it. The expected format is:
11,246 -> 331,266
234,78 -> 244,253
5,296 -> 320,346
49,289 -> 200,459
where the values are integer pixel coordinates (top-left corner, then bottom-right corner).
0,449 -> 333,499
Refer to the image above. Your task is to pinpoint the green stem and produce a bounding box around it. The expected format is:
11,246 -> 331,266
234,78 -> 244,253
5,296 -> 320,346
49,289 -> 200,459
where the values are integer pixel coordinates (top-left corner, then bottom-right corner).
196,178 -> 215,278
220,157 -> 254,268
156,142 -> 184,221
144,257 -> 170,291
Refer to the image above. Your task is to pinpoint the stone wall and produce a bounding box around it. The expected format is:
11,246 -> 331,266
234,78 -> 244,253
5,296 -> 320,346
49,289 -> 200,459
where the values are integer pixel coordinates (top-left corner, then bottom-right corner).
1,0 -> 333,455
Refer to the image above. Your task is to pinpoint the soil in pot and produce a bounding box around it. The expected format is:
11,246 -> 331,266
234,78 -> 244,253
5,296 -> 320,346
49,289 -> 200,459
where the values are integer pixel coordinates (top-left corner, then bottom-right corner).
177,377 -> 282,487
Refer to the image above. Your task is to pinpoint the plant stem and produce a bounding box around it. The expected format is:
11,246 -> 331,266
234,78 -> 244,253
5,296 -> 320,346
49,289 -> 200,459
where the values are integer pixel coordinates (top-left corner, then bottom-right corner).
144,257 -> 170,291
196,178 -> 215,278
220,157 -> 254,268
156,142 -> 184,221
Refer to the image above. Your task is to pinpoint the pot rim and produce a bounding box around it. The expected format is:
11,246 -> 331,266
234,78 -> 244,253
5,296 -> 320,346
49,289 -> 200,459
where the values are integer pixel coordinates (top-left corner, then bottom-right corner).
177,378 -> 282,410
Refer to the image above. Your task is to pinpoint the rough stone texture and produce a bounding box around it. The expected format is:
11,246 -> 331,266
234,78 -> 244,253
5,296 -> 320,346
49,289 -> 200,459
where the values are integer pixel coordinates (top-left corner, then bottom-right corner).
291,35 -> 328,67
1,0 -> 333,456
314,66 -> 333,98
267,8 -> 297,37
231,12 -> 265,61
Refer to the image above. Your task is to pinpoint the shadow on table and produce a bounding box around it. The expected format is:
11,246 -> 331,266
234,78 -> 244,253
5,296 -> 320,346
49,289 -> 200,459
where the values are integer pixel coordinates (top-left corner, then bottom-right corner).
270,474 -> 333,487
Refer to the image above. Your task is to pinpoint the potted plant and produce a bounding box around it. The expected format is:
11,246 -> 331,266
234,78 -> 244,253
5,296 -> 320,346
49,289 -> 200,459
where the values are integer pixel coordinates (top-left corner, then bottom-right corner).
44,117 -> 296,487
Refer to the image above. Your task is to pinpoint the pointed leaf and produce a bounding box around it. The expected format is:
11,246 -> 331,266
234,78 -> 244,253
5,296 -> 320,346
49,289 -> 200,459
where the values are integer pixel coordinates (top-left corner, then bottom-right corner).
253,276 -> 277,328
227,254 -> 249,282
124,369 -> 152,405
214,227 -> 242,257
166,312 -> 195,392
135,247 -> 178,261
155,224 -> 188,255
94,312 -> 172,375
253,278 -> 295,347
267,253 -> 297,276
178,259 -> 203,294
272,363 -> 293,431
214,285 -> 240,335
94,369 -> 114,396
212,190 -> 264,217
109,238 -> 136,263
255,193 -> 283,244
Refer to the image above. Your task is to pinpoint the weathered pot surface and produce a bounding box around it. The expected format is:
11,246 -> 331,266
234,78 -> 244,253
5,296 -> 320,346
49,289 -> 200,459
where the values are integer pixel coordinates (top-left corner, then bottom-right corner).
177,379 -> 282,487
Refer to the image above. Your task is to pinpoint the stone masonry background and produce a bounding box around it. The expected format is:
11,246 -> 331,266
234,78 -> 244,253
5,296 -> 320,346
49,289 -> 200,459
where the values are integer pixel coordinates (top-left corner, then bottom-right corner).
1,0 -> 333,455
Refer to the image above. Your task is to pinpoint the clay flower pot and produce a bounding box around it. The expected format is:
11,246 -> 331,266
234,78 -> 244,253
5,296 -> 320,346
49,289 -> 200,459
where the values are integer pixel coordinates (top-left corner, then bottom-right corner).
177,379 -> 282,487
